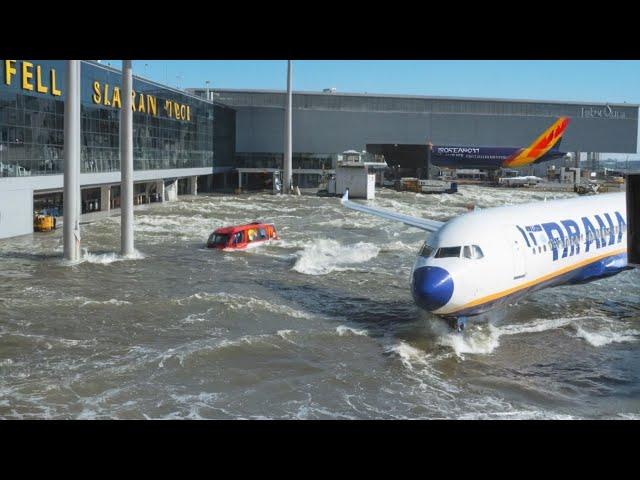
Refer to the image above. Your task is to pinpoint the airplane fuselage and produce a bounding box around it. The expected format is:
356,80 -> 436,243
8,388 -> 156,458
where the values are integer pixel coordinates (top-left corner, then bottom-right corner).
411,193 -> 629,318
431,145 -> 567,169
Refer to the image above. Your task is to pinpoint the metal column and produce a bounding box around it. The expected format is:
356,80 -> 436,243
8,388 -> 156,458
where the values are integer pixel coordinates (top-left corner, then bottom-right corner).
63,60 -> 81,262
628,174 -> 640,266
120,60 -> 134,256
426,142 -> 433,180
283,60 -> 292,194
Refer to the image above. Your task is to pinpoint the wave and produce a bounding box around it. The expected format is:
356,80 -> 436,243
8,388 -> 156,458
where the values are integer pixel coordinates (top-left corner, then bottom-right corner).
384,341 -> 432,371
292,239 -> 379,275
336,325 -> 369,337
172,292 -> 315,320
437,314 -> 638,357
79,249 -> 145,265
81,299 -> 132,307
574,325 -> 639,347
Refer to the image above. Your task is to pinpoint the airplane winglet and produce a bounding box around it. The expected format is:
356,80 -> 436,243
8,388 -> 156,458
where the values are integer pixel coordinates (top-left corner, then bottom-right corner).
341,189 -> 349,203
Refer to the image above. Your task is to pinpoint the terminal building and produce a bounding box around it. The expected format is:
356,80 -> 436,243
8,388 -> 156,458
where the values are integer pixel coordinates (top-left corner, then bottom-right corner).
189,87 -> 639,182
0,60 -> 235,239
1,60 -> 638,239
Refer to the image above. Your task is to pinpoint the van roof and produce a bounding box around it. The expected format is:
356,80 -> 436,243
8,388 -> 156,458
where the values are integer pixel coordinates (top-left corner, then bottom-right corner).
213,222 -> 271,235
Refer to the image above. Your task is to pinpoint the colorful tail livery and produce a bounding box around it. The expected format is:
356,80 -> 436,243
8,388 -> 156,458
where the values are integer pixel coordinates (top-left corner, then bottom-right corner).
431,117 -> 570,169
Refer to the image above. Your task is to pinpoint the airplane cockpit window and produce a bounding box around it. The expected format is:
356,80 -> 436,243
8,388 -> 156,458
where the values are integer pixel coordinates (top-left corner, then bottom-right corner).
419,242 -> 435,258
463,245 -> 484,259
435,246 -> 461,258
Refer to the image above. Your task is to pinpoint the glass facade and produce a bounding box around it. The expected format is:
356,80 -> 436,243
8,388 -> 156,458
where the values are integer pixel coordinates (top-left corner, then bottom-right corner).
235,152 -> 335,170
0,60 -> 235,178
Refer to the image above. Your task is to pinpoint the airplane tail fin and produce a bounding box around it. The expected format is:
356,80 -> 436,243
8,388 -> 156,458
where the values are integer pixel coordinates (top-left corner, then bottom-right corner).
528,116 -> 570,152
503,117 -> 570,167
553,136 -> 563,151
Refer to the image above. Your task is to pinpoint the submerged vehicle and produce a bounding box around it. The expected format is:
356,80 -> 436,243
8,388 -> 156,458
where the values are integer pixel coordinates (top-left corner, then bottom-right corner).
33,213 -> 56,232
206,222 -> 279,250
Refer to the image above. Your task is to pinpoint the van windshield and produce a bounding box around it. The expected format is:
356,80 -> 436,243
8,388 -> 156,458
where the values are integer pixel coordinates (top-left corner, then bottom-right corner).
209,234 -> 229,246
435,246 -> 461,258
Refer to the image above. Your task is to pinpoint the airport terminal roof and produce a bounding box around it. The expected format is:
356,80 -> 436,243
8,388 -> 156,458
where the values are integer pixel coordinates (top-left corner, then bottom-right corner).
189,87 -> 639,108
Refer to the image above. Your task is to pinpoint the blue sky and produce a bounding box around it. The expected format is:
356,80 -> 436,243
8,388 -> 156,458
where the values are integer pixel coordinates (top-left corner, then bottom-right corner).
101,60 -> 640,156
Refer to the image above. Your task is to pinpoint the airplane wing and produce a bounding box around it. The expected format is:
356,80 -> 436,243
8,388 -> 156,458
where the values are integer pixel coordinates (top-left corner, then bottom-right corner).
340,190 -> 444,233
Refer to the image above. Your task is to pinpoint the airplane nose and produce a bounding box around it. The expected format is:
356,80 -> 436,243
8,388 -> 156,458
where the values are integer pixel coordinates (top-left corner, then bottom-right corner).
412,266 -> 454,311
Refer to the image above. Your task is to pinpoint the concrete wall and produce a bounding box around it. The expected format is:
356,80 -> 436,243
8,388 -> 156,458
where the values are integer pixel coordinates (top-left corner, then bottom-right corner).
0,167 -> 212,239
0,186 -> 33,239
233,106 -> 638,154
0,167 -> 213,193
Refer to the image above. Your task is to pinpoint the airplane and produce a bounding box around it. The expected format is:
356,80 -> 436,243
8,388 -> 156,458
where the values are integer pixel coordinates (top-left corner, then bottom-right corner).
497,175 -> 544,187
340,189 -> 630,331
430,117 -> 571,169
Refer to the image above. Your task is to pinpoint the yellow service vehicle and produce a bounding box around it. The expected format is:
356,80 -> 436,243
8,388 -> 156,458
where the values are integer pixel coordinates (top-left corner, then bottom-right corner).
33,213 -> 56,232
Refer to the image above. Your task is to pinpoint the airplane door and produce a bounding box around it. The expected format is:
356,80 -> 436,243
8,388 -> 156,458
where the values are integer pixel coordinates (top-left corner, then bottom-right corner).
509,228 -> 526,279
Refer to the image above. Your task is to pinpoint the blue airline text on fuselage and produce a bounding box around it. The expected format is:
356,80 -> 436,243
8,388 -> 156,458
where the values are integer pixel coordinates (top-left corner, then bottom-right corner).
517,211 -> 626,261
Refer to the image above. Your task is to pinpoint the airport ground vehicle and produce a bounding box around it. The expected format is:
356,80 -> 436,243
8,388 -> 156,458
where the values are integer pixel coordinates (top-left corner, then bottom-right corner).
206,222 -> 279,250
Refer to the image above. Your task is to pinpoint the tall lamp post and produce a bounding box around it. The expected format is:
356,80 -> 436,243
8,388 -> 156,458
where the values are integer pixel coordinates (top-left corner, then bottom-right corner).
120,60 -> 134,256
63,60 -> 81,261
283,60 -> 292,194
205,80 -> 210,101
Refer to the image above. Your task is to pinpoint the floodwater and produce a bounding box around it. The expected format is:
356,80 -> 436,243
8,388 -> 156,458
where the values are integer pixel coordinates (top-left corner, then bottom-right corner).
1,186 -> 639,419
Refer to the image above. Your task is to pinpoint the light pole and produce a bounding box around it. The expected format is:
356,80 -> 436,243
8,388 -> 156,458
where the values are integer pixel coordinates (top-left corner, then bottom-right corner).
121,60 -> 134,256
63,60 -> 81,261
205,80 -> 210,101
283,60 -> 292,194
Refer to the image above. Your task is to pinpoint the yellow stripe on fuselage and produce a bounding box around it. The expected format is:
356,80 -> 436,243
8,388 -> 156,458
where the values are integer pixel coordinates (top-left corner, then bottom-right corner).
448,247 -> 627,314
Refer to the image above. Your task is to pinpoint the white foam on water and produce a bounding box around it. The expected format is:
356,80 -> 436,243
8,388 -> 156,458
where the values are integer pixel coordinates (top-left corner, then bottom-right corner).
383,340 -> 461,400
180,313 -> 208,324
616,413 -> 640,419
292,238 -> 379,275
216,333 -> 284,351
438,317 -> 576,357
438,327 -> 501,356
276,329 -> 301,345
385,341 -> 431,371
336,325 -> 369,337
81,299 -> 132,307
272,239 -> 308,250
276,329 -> 297,339
172,292 -> 315,320
573,325 -> 639,347
5,332 -> 98,349
80,249 -> 145,265
437,313 -> 638,357
458,410 -> 576,420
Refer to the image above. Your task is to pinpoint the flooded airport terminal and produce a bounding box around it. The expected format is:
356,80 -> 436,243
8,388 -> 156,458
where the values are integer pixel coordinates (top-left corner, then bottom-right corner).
1,60 -> 639,420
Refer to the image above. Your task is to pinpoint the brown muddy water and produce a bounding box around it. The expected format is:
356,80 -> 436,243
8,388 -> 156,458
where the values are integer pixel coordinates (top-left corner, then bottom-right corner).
0,186 -> 638,419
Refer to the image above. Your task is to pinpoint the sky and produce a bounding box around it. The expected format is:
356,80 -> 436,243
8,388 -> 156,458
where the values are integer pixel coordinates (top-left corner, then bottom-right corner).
102,60 -> 640,156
